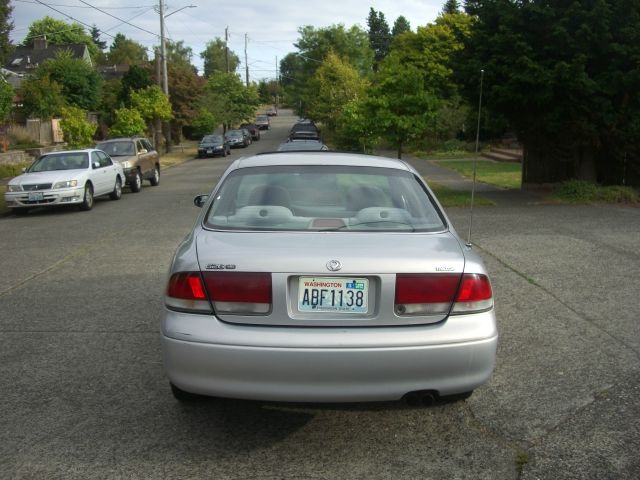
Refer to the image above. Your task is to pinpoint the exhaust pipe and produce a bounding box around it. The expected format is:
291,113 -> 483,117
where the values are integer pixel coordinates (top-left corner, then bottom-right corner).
404,390 -> 439,406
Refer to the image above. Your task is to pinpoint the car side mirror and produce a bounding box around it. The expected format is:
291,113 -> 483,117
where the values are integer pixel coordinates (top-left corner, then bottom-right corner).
194,194 -> 209,208
22,167 -> 26,173
139,149 -> 148,154
93,161 -> 101,169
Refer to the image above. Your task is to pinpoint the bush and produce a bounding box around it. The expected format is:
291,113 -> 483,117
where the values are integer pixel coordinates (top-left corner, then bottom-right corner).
553,180 -> 639,204
109,108 -> 146,137
60,106 -> 97,148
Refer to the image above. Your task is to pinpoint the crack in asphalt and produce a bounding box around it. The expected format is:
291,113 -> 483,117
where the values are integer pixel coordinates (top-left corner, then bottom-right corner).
473,241 -> 640,361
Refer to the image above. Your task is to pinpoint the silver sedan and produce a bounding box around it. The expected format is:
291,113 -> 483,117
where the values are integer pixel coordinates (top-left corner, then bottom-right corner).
162,152 -> 497,403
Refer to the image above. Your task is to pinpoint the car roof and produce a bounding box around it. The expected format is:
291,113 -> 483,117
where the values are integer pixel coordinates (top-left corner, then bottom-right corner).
43,149 -> 95,154
235,152 -> 413,171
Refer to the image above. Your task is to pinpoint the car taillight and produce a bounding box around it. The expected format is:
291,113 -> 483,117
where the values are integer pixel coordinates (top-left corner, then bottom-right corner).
165,272 -> 212,313
203,272 -> 272,315
451,274 -> 493,314
395,273 -> 493,316
395,274 -> 460,315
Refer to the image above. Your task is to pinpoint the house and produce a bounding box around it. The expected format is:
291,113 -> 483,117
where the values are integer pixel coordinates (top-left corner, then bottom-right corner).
97,64 -> 130,81
4,37 -> 92,87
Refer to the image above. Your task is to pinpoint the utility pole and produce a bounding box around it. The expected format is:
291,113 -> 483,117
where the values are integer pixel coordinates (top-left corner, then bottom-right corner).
225,26 -> 229,73
158,0 -> 171,152
275,56 -> 279,106
244,33 -> 249,86
154,48 -> 162,151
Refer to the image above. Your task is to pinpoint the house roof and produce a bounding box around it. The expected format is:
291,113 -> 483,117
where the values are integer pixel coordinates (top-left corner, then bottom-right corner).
5,44 -> 91,73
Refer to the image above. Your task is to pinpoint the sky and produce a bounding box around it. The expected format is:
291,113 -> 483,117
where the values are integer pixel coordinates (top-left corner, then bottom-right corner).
11,0 -> 445,80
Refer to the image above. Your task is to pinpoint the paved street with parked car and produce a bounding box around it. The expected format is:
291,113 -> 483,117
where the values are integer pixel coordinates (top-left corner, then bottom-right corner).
1,110 -> 638,479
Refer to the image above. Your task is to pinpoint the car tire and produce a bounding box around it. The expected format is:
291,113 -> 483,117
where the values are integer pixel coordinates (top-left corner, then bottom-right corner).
170,382 -> 204,402
12,208 -> 30,216
109,177 -> 122,200
150,166 -> 160,186
130,170 -> 142,193
79,183 -> 94,211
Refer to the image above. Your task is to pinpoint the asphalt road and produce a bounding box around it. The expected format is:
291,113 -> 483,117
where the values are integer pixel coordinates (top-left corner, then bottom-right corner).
1,110 -> 639,479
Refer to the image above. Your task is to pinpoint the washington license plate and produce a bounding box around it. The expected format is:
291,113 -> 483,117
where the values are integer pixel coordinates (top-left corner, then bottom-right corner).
298,277 -> 369,314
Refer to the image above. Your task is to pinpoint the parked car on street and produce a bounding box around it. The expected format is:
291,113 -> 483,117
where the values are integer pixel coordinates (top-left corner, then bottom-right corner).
255,115 -> 270,130
266,106 -> 278,116
162,152 -> 497,403
198,134 -> 230,158
95,137 -> 160,192
4,149 -> 124,214
225,129 -> 250,148
240,123 -> 261,141
277,140 -> 329,151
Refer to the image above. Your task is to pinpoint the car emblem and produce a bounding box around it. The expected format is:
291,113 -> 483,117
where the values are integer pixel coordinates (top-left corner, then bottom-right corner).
326,260 -> 342,272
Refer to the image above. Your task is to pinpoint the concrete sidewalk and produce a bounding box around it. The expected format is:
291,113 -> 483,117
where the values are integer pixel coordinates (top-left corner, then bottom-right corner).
376,149 -> 543,207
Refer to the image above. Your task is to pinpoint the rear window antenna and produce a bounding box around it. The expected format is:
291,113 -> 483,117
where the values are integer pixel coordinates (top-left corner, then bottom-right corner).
466,68 -> 485,248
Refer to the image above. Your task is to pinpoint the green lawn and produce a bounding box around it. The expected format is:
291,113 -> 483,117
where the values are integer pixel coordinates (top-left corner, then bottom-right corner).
435,159 -> 522,189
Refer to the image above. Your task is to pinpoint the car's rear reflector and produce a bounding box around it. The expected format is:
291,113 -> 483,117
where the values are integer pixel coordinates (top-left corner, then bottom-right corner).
451,274 -> 493,314
203,272 -> 272,315
165,272 -> 212,313
395,273 -> 493,316
395,274 -> 460,315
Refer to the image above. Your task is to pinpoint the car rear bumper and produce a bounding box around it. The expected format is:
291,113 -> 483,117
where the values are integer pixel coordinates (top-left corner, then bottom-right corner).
161,310 -> 498,402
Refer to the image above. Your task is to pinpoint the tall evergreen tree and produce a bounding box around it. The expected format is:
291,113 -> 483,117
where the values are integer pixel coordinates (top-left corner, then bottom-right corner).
0,0 -> 13,65
90,25 -> 107,51
391,16 -> 411,37
442,0 -> 460,15
366,7 -> 391,71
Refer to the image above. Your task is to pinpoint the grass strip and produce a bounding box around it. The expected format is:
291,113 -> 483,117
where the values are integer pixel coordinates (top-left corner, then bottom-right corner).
429,182 -> 494,208
435,159 -> 522,190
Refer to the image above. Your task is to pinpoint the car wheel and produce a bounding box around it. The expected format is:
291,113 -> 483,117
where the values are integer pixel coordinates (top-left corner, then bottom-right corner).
109,177 -> 122,200
150,166 -> 160,186
79,183 -> 94,211
170,382 -> 204,402
12,208 -> 30,216
130,170 -> 142,193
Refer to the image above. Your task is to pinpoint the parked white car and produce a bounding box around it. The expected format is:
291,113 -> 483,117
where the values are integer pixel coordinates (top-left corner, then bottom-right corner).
4,149 -> 125,215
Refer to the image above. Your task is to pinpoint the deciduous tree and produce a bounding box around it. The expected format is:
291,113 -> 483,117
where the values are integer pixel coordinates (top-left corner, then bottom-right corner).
105,33 -> 148,65
200,38 -> 239,76
60,106 -> 96,148
201,72 -> 260,132
18,76 -> 66,119
0,0 -> 13,65
109,107 -> 146,137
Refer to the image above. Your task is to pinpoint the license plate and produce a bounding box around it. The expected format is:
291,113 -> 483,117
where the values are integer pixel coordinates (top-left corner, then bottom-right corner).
207,149 -> 213,153
28,192 -> 44,201
298,277 -> 369,314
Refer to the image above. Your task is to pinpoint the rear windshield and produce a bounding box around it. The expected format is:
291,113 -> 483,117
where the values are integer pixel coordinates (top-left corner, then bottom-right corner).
202,135 -> 223,142
96,141 -> 135,156
204,165 -> 446,232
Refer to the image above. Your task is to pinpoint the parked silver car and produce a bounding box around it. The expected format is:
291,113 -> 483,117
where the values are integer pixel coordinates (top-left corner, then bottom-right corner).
162,152 -> 497,403
4,149 -> 124,214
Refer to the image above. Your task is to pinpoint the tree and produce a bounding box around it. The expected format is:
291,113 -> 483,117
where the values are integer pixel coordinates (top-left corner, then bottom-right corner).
442,0 -> 460,15
462,0 -> 640,185
200,38 -> 239,76
363,54 -> 439,158
18,76 -> 66,119
167,62 -> 205,140
166,40 -> 193,69
109,107 -> 146,137
285,24 -> 374,116
0,0 -> 13,66
22,17 -> 100,60
119,65 -> 152,105
257,79 -> 281,104
90,25 -> 107,51
60,106 -> 96,148
201,72 -> 260,132
367,8 -> 391,70
130,86 -> 172,125
105,33 -> 148,65
38,50 -> 102,111
391,16 -> 411,37
0,77 -> 13,124
305,51 -> 368,133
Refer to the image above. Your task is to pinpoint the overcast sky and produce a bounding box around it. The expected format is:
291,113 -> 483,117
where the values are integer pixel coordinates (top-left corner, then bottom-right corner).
11,0 -> 445,80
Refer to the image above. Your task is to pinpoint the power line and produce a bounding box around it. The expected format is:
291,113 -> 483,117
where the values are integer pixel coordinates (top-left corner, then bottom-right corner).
16,0 -> 155,8
32,0 -> 117,40
77,0 -> 159,39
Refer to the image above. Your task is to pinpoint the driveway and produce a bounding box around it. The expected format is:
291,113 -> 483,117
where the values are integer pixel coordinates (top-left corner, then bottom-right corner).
0,112 -> 638,479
